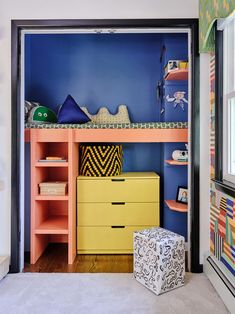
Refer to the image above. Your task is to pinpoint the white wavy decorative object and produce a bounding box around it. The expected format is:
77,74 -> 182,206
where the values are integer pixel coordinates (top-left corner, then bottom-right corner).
81,105 -> 131,124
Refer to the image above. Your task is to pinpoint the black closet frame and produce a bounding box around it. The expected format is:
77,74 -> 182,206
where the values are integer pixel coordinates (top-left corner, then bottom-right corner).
11,19 -> 201,273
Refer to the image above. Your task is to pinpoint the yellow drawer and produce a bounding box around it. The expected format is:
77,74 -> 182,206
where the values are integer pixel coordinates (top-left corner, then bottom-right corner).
77,202 -> 159,226
77,226 -> 153,253
77,173 -> 159,203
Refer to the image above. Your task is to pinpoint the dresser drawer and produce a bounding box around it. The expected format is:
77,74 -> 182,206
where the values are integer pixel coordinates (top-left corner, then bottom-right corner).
77,202 -> 159,226
77,226 -> 153,253
77,173 -> 159,203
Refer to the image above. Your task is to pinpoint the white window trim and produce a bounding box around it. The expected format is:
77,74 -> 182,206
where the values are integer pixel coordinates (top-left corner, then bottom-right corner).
223,92 -> 235,184
222,18 -> 235,185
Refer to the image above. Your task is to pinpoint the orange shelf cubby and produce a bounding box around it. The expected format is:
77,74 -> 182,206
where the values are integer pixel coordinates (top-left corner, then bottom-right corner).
35,215 -> 68,235
165,160 -> 188,166
165,69 -> 188,81
165,200 -> 188,213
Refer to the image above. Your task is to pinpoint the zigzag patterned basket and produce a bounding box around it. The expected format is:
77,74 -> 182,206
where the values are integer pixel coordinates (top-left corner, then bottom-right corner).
79,144 -> 123,177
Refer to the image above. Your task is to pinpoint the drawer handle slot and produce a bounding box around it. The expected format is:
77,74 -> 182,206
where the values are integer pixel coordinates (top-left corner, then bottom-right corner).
111,202 -> 125,205
111,226 -> 125,228
111,179 -> 125,182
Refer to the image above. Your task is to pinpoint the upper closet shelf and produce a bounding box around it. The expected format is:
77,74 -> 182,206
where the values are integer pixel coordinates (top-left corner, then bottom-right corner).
165,69 -> 188,81
25,122 -> 188,143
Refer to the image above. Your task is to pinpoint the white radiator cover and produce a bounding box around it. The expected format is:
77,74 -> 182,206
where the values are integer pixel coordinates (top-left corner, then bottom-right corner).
204,253 -> 235,314
0,256 -> 9,281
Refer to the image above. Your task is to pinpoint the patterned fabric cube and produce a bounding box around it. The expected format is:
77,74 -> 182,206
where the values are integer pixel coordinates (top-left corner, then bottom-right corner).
134,227 -> 185,295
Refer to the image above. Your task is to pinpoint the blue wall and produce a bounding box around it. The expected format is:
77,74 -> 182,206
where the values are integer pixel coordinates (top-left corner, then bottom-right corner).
25,33 -> 165,123
161,34 -> 188,239
24,33 -> 174,175
163,34 -> 188,61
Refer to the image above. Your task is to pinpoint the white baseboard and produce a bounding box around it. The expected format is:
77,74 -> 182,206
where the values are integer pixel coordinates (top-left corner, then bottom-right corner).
0,256 -> 9,281
204,253 -> 235,314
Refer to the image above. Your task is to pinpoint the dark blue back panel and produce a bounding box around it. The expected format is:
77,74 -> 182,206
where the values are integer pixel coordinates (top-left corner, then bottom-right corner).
163,207 -> 188,238
25,36 -> 32,103
164,81 -> 188,122
163,34 -> 188,61
122,143 -> 162,174
25,33 -> 165,123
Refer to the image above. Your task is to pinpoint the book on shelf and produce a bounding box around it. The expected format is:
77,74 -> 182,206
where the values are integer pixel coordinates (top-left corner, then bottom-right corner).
46,156 -> 65,160
38,158 -> 67,162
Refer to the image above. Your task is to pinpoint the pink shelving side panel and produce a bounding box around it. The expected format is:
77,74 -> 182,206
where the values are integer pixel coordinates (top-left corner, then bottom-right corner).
68,130 -> 78,264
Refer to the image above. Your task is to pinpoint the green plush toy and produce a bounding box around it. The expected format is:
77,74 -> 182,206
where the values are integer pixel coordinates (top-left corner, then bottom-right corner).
28,106 -> 57,124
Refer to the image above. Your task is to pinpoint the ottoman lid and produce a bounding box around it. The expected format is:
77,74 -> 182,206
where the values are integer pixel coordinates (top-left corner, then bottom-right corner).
134,227 -> 184,243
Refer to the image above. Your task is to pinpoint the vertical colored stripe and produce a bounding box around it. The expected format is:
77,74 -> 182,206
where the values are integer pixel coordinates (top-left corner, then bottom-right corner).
221,255 -> 235,276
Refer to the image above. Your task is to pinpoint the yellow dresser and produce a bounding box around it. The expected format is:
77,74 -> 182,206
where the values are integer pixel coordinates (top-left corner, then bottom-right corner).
77,172 -> 160,254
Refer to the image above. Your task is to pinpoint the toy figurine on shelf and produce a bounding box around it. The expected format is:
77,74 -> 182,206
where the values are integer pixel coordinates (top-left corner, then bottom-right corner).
172,144 -> 188,162
166,91 -> 188,111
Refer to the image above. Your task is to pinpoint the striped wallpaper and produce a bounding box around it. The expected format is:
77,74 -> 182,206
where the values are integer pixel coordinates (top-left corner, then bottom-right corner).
210,54 -> 235,276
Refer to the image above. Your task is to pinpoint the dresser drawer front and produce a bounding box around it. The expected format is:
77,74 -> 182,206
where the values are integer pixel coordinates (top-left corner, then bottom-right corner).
77,178 -> 159,202
77,226 -> 152,251
77,202 -> 159,226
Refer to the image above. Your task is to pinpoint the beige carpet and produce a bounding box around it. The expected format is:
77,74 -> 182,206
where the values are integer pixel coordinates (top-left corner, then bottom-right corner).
0,273 -> 228,314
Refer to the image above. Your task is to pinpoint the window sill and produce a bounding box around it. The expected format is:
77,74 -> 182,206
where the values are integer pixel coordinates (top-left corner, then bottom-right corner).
212,178 -> 235,198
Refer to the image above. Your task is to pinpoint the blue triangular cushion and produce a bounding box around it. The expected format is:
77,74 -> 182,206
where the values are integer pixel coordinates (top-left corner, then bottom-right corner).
58,95 -> 90,124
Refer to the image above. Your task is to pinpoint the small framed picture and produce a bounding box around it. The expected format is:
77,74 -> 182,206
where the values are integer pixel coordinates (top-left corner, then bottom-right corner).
176,186 -> 188,204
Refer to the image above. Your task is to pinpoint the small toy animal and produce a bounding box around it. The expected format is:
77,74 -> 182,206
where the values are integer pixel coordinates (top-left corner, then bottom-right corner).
166,91 -> 188,111
28,106 -> 57,124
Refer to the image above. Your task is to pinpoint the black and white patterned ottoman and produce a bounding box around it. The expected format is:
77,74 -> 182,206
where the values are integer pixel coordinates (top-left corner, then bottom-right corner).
133,227 -> 185,295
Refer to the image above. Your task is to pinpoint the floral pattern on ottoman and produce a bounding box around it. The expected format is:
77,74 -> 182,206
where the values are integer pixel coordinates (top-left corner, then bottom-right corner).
133,227 -> 185,295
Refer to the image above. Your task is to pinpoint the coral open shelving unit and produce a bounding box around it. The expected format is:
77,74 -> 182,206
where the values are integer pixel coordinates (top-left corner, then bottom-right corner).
30,129 -> 78,264
27,126 -> 188,264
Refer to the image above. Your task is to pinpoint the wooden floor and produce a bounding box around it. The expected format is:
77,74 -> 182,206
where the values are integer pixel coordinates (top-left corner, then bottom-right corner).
24,244 -> 133,273
24,243 -> 188,273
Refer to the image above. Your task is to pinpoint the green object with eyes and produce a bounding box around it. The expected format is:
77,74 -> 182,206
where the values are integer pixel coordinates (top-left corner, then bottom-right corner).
29,106 -> 57,123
